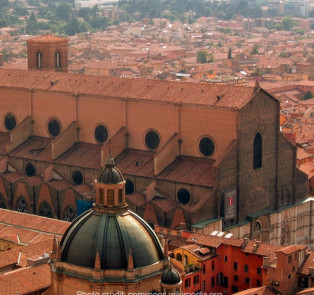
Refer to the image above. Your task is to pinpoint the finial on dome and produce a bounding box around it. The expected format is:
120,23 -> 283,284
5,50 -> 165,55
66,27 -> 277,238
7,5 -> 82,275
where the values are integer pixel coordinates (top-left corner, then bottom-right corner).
106,139 -> 115,166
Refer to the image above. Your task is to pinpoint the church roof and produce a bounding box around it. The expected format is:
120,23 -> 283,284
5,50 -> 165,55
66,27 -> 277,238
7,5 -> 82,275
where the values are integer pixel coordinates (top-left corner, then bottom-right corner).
0,68 -> 256,110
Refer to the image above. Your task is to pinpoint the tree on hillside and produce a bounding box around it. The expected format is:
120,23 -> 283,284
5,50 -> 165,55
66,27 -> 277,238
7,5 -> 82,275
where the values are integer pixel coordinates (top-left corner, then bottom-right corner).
56,2 -> 72,22
228,47 -> 232,59
26,12 -> 39,35
282,15 -> 294,31
197,50 -> 208,63
303,91 -> 314,101
251,44 -> 259,55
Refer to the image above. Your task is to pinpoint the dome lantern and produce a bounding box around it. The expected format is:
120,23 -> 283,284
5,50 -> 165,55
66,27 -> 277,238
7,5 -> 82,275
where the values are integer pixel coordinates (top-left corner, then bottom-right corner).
94,152 -> 127,213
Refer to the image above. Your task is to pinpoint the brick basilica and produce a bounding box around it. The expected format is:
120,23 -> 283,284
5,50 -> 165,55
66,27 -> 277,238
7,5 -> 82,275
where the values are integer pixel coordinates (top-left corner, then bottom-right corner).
0,35 -> 310,247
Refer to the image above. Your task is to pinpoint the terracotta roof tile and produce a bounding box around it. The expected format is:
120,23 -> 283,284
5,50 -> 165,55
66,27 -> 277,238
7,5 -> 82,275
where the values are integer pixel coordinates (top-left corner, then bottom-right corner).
157,156 -> 215,186
277,245 -> 307,255
233,286 -> 277,295
299,251 -> 314,275
0,68 -> 255,110
0,132 -> 11,154
0,263 -> 50,294
242,240 -> 284,259
55,142 -> 101,169
28,34 -> 68,43
115,149 -> 154,178
187,232 -> 243,248
9,136 -> 52,162
0,209 -> 69,239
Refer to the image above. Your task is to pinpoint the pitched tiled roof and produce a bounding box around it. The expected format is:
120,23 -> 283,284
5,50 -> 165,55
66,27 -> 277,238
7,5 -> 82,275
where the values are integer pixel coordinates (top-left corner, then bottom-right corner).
55,142 -> 101,169
0,263 -> 50,294
0,132 -> 11,154
115,149 -> 154,178
0,209 -> 69,240
242,240 -> 284,259
8,136 -> 52,162
297,251 -> 314,275
157,156 -> 215,186
277,245 -> 307,255
28,34 -> 68,43
0,68 -> 256,110
187,232 -> 243,248
233,286 -> 277,295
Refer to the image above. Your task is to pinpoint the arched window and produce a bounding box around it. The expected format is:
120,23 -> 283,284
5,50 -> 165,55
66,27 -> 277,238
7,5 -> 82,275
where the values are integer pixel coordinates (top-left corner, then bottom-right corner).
176,253 -> 182,261
55,51 -> 61,68
253,133 -> 262,169
36,51 -> 42,68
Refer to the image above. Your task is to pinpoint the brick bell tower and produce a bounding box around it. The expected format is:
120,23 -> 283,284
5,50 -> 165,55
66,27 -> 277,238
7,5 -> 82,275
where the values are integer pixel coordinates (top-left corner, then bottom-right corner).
27,34 -> 68,72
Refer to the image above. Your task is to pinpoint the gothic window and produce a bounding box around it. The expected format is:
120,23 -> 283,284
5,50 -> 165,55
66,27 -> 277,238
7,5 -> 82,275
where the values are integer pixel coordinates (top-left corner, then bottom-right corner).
0,194 -> 6,209
199,136 -> 215,157
281,226 -> 291,245
63,206 -> 75,221
55,51 -> 61,68
145,130 -> 160,150
253,133 -> 262,169
47,118 -> 61,137
15,196 -> 29,213
38,201 -> 53,218
255,221 -> 262,231
36,51 -> 42,68
94,124 -> 108,144
177,188 -> 190,204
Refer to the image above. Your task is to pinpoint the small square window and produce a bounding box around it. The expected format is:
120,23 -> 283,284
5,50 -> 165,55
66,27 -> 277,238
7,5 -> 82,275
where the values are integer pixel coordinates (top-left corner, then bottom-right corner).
244,264 -> 249,272
245,277 -> 250,284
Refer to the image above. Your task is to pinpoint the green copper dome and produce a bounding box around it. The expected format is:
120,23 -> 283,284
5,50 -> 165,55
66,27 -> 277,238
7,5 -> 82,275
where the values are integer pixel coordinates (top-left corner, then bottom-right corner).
97,154 -> 124,184
161,267 -> 181,285
60,209 -> 164,269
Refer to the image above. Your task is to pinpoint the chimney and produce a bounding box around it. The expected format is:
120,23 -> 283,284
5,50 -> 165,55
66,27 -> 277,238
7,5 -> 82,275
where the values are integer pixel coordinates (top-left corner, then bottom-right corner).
242,237 -> 249,248
253,240 -> 260,251
27,253 -> 50,267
